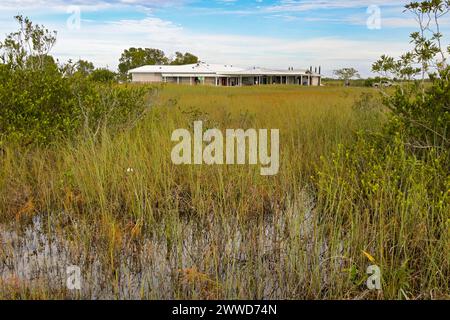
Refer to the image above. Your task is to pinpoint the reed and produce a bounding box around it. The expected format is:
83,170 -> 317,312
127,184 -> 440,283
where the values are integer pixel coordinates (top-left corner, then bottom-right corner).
0,85 -> 447,299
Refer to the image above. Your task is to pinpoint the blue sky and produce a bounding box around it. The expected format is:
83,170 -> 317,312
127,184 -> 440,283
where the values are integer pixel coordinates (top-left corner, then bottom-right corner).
1,0 -> 449,76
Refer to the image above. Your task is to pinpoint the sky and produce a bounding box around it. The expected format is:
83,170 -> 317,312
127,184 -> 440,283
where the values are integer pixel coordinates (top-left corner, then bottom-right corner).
0,0 -> 449,77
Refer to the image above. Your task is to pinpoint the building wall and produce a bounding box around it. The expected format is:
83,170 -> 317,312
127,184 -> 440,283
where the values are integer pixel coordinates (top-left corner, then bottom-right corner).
311,76 -> 320,86
132,73 -> 162,83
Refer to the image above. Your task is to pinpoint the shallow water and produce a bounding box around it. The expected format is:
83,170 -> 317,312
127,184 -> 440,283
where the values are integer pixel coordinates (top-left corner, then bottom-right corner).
0,193 -> 333,299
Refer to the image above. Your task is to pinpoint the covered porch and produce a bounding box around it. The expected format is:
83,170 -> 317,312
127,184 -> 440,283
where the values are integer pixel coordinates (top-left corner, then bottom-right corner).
216,74 -> 311,86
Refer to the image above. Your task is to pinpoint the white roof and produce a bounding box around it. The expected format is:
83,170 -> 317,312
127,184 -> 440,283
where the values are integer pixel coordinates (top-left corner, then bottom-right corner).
129,62 -> 321,77
128,63 -> 244,74
224,67 -> 316,76
161,73 -> 218,77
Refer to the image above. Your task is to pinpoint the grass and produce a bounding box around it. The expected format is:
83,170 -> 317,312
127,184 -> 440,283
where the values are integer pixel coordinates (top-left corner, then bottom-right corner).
0,84 -> 448,299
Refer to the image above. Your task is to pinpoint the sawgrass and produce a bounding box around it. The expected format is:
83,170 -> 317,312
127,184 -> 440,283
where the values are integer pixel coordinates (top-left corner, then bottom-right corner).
0,85 -> 447,299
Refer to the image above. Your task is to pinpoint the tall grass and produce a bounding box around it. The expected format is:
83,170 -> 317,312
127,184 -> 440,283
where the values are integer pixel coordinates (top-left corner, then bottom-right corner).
0,85 -> 447,299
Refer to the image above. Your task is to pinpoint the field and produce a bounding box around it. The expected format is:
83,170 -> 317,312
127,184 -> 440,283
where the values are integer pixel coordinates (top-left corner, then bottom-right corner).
0,85 -> 448,300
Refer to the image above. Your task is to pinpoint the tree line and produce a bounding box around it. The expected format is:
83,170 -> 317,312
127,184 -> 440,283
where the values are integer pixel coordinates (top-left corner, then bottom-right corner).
67,48 -> 199,83
0,15 -> 162,145
0,15 -> 199,84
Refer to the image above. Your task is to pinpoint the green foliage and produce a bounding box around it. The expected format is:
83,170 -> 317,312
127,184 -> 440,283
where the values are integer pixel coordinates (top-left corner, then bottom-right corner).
118,47 -> 169,80
0,63 -> 76,145
118,47 -> 200,80
333,67 -> 360,86
315,133 -> 449,297
71,79 -> 153,139
383,69 -> 450,153
0,16 -> 155,146
75,59 -> 95,77
372,1 -> 450,154
0,15 -> 57,70
316,0 -> 450,298
89,68 -> 117,83
170,52 -> 199,65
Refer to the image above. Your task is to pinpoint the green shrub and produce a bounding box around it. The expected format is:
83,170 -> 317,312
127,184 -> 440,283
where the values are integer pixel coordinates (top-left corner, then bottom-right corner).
383,69 -> 450,155
315,0 -> 450,298
0,63 -> 78,145
71,78 -> 154,139
315,132 -> 449,297
0,15 -> 155,146
89,68 -> 117,83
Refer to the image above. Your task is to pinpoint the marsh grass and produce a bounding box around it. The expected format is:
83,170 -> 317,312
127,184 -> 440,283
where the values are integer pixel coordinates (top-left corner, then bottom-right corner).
0,85 -> 447,299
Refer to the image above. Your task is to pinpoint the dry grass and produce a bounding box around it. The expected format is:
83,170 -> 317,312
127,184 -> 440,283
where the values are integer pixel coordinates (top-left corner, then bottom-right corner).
0,85 -> 447,299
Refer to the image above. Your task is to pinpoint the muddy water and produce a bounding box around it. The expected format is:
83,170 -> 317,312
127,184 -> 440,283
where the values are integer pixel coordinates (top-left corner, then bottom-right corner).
0,194 -> 328,299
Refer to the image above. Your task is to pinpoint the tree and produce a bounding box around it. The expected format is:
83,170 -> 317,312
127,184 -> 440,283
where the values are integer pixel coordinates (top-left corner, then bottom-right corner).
89,68 -> 117,83
75,59 -> 95,77
333,68 -> 360,86
372,0 -> 450,152
0,15 -> 57,70
118,47 -> 169,80
0,16 -> 152,146
25,54 -> 58,71
171,52 -> 199,65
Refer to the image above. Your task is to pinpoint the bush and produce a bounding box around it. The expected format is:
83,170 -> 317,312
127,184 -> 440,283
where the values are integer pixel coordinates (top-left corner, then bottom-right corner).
315,132 -> 449,297
0,16 -> 155,146
89,68 -> 117,83
0,63 -> 78,145
0,63 -> 154,146
383,68 -> 450,155
71,78 -> 154,139
315,0 -> 450,298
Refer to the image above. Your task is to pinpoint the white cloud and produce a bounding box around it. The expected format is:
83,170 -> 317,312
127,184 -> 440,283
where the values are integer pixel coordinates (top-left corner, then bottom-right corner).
0,1 -> 433,77
43,16 -> 411,76
0,0 -> 187,11
264,0 -> 407,13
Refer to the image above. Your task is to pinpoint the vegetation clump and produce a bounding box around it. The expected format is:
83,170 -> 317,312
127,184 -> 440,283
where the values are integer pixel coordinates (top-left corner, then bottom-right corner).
0,1 -> 448,300
0,16 -> 154,146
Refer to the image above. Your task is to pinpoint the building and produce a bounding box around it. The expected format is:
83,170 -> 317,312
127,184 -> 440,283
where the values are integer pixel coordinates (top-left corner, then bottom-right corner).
128,62 -> 322,86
